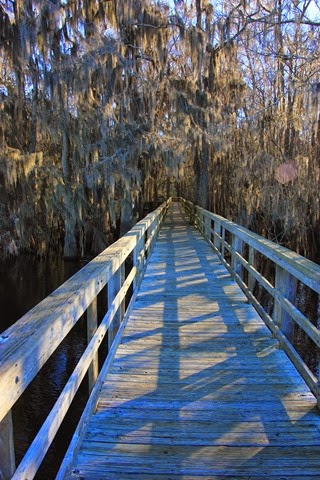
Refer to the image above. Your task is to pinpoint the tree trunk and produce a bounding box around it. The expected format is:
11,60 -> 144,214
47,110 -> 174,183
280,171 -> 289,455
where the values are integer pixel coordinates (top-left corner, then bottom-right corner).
61,127 -> 78,258
63,207 -> 78,259
194,135 -> 209,209
120,187 -> 134,235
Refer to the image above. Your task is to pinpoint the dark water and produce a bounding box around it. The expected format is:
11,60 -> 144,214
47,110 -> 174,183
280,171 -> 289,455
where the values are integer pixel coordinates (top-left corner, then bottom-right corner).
0,255 -> 89,479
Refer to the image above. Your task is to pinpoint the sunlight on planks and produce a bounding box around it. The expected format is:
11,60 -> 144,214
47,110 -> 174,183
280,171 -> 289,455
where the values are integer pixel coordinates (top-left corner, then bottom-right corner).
60,202 -> 320,480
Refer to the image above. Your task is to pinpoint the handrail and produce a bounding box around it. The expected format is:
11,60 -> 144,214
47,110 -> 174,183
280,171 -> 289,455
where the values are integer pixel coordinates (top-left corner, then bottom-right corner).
0,198 -> 172,480
180,197 -> 320,406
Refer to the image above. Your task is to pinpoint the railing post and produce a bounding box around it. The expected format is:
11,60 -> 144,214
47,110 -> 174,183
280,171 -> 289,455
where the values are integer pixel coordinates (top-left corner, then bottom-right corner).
194,206 -> 199,229
133,233 -> 145,290
196,209 -> 201,231
248,246 -> 256,291
204,214 -> 210,241
108,264 -> 125,349
0,411 -> 15,480
274,265 -> 297,342
232,234 -> 244,279
87,297 -> 99,392
214,220 -> 221,252
148,220 -> 157,255
189,204 -> 195,225
221,226 -> 225,258
201,212 -> 206,235
198,210 -> 204,234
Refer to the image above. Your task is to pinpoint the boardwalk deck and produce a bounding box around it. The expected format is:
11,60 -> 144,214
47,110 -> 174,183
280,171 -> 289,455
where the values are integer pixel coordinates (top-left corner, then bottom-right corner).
64,202 -> 320,479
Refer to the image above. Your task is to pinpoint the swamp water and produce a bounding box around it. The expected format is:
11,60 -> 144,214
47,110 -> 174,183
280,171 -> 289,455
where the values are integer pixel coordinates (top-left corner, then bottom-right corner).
0,255 -> 88,479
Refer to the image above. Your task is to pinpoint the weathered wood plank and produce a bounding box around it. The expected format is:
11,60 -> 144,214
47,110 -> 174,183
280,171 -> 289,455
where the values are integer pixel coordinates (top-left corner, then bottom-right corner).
66,475 -> 320,480
0,411 -> 15,480
108,263 -> 125,348
80,402 -> 319,423
274,265 -> 297,341
70,444 -> 320,476
87,298 -> 98,392
83,422 -> 320,447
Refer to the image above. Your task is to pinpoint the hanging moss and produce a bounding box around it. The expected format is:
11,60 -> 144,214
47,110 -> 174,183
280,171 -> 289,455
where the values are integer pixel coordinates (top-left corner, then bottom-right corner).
0,0 -> 319,261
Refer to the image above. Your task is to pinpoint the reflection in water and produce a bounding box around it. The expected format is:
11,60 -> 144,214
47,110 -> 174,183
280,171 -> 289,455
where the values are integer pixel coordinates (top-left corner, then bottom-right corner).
0,255 -> 88,479
0,254 -> 81,331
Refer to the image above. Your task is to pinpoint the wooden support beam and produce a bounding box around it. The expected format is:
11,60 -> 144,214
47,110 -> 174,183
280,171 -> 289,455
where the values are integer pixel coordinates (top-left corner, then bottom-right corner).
0,411 -> 15,480
274,265 -> 297,342
133,236 -> 145,291
189,204 -> 195,225
108,264 -> 125,349
87,298 -> 99,393
232,234 -> 244,280
146,221 -> 156,258
213,220 -> 221,251
248,246 -> 256,291
221,226 -> 225,258
204,215 -> 211,240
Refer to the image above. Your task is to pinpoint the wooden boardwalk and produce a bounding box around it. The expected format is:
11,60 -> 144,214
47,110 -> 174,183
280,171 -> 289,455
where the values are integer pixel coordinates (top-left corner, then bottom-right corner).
66,202 -> 320,479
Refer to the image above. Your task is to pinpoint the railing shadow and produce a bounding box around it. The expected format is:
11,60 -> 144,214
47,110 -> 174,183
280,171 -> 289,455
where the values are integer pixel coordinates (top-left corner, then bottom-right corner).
70,202 -> 320,478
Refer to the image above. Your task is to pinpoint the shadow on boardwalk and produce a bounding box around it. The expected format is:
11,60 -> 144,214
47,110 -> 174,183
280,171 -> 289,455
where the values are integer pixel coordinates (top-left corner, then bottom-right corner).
68,203 -> 320,479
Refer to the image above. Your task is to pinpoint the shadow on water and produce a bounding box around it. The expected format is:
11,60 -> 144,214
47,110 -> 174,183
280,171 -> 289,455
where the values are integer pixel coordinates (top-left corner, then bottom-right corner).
0,254 -> 89,479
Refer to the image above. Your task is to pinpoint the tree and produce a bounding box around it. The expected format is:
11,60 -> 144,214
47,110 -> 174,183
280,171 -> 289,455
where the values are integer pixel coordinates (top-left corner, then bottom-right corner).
0,0 -> 319,262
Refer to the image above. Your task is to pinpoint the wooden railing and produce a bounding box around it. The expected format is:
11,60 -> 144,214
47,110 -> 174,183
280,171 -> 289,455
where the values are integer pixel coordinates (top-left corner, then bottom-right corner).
0,199 -> 171,480
180,198 -> 320,406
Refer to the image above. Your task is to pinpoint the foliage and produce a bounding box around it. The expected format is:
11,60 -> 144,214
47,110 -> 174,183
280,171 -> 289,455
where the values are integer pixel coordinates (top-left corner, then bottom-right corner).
0,0 -> 319,260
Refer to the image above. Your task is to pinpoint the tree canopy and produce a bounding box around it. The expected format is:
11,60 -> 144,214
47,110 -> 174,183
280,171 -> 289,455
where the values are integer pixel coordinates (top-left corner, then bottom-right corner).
0,0 -> 319,260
